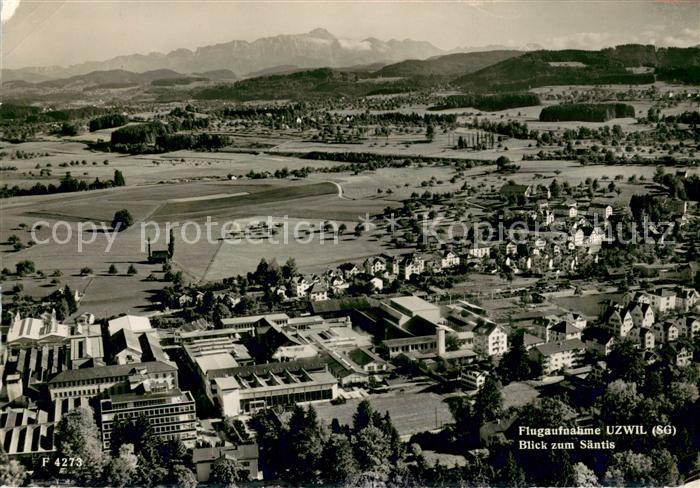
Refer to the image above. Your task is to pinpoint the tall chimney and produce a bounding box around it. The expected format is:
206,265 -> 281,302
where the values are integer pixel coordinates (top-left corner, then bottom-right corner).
437,328 -> 446,357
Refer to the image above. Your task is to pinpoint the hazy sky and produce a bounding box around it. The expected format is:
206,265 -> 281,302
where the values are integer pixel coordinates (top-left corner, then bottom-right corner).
2,0 -> 699,69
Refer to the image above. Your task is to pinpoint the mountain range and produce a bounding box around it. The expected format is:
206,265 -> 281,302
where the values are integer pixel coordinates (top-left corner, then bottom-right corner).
4,28 -> 447,82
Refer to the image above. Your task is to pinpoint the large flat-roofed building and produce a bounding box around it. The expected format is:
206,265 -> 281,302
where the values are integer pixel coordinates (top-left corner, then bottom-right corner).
382,335 -> 438,358
382,296 -> 442,325
107,315 -> 153,336
213,361 -> 338,416
98,389 -> 197,450
47,361 -> 178,401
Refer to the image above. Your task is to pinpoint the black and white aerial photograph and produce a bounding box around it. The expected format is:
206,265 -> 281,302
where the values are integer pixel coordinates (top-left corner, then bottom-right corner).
0,0 -> 699,486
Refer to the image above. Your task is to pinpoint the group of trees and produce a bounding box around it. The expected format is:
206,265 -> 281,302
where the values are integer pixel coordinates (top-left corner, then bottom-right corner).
155,133 -> 230,152
654,166 -> 700,201
539,103 -> 635,122
0,169 -> 125,199
431,92 -> 540,112
250,401 -> 413,486
42,407 -> 198,487
471,117 -> 531,139
89,113 -> 128,132
456,131 -> 497,150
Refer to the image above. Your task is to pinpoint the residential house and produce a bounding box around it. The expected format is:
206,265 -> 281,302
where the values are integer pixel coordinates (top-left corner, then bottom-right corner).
667,343 -> 693,367
628,327 -> 655,350
399,254 -> 425,280
338,263 -> 361,279
291,276 -> 313,297
309,282 -> 329,302
549,321 -> 583,342
461,370 -> 488,390
677,316 -> 699,338
530,339 -> 586,375
648,288 -> 678,313
582,328 -> 616,356
603,305 -> 634,338
441,250 -> 460,269
193,444 -> 261,482
473,323 -> 508,357
629,303 -> 655,329
364,257 -> 387,275
653,320 -> 679,344
676,288 -> 699,312
467,243 -> 492,259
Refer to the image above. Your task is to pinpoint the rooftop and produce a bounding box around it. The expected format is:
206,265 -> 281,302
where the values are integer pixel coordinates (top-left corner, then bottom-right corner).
535,339 -> 585,356
49,361 -> 176,384
108,315 -> 152,336
195,353 -> 239,374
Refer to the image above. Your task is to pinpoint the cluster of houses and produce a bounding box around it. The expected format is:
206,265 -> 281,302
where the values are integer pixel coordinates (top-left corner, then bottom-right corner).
589,286 -> 699,365
267,250 -> 465,302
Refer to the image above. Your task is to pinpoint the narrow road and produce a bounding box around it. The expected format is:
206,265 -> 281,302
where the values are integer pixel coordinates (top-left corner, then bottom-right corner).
325,180 -> 351,200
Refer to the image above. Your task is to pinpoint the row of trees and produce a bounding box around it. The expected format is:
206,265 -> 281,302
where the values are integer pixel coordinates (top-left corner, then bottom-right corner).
0,169 -> 125,199
539,103 -> 635,122
431,92 -> 540,112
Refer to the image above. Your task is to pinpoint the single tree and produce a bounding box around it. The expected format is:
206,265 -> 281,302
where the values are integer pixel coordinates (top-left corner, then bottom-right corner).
113,169 -> 126,187
112,209 -> 134,231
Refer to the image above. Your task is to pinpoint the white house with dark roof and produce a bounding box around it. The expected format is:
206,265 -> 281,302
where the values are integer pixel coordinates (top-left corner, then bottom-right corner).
629,303 -> 655,329
676,287 -> 698,312
364,256 -> 387,275
648,287 -> 678,313
473,323 -> 508,357
653,320 -> 679,344
530,339 -> 585,375
309,282 -> 329,302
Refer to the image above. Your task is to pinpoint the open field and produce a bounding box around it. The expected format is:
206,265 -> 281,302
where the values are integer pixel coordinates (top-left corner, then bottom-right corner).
152,182 -> 338,220
314,392 -> 454,438
0,141 -> 347,187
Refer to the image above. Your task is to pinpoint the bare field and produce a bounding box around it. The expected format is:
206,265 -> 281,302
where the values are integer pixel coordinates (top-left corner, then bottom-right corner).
0,141 -> 346,187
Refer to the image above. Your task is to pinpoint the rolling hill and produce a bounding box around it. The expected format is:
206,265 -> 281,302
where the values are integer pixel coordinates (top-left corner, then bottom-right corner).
193,67 -> 434,101
453,45 -> 700,91
375,50 -> 522,78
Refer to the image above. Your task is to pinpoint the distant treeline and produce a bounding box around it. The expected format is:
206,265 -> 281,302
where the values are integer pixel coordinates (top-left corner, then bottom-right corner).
655,66 -> 700,84
222,104 -> 306,119
151,77 -> 206,86
663,111 -> 700,125
350,112 -> 457,126
155,133 -> 230,151
194,68 -> 437,101
299,151 -> 488,167
0,104 -> 111,123
109,121 -> 226,153
430,92 -> 540,112
0,170 -> 125,199
539,103 -> 635,122
89,114 -> 128,132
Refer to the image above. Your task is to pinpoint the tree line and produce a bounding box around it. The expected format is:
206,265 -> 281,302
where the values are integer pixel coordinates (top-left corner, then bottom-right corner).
430,92 -> 540,112
540,103 -> 636,122
0,169 -> 126,199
